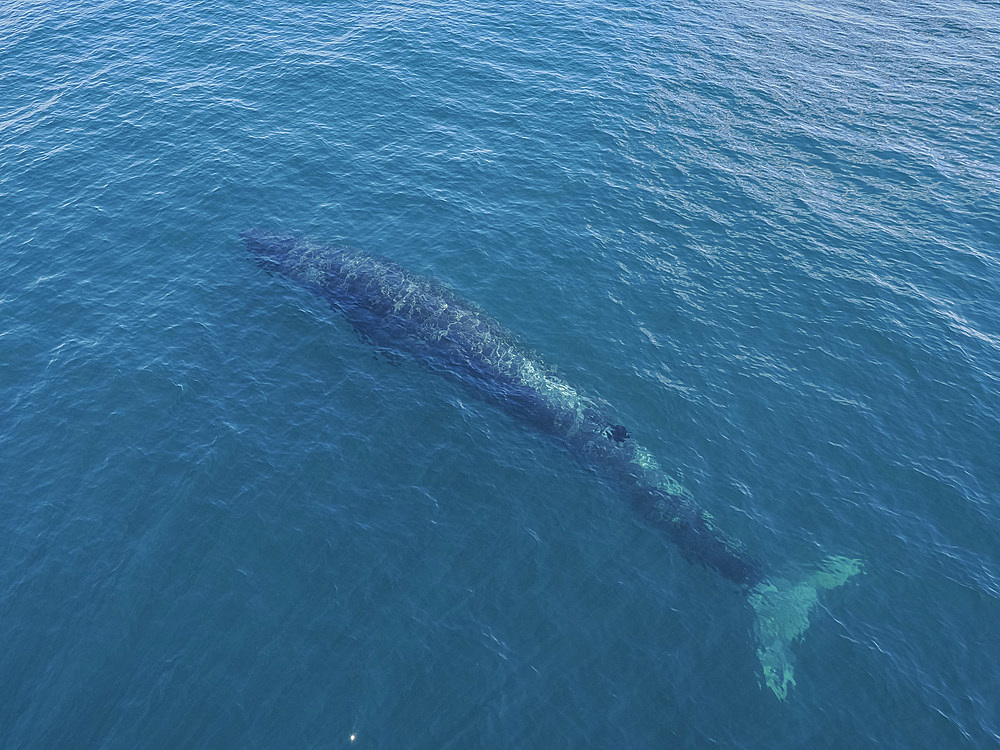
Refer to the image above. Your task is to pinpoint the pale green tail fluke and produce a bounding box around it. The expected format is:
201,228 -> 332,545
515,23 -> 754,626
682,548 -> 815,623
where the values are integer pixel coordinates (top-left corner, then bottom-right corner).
748,556 -> 863,700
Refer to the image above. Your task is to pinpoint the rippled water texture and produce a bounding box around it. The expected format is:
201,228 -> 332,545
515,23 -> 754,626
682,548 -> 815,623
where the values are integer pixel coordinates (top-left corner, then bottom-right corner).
2,0 -> 998,747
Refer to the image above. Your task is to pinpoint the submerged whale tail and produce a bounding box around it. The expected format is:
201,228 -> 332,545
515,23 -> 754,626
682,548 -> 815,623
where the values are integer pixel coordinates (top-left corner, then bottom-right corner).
748,555 -> 863,700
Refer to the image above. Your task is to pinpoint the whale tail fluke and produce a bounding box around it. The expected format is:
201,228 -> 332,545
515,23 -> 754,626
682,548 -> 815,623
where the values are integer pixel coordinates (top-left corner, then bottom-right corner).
748,555 -> 863,700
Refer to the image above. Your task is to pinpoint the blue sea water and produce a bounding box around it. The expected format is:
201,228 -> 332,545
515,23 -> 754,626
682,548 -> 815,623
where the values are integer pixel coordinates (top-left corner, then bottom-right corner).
2,0 -> 999,746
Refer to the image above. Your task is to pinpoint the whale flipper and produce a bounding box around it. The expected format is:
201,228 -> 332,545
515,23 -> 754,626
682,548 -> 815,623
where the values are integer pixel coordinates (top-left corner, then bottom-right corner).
749,556 -> 863,699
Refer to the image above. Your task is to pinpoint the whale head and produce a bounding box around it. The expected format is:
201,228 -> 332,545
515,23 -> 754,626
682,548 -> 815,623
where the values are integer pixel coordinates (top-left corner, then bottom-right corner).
241,230 -> 298,275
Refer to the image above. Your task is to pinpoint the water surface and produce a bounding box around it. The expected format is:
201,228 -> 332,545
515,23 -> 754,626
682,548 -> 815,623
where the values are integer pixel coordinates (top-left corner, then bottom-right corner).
2,0 -> 999,746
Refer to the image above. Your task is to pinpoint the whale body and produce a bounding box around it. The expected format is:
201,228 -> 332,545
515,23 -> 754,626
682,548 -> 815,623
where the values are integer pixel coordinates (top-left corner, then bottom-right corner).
243,230 -> 860,699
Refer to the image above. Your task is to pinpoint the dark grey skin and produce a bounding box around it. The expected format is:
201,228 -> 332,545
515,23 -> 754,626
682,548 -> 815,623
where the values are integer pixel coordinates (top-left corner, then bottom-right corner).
243,230 -> 861,700
243,230 -> 765,587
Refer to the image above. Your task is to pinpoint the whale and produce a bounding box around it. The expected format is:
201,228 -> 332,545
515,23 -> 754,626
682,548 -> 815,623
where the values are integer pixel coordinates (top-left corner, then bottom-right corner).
243,230 -> 861,699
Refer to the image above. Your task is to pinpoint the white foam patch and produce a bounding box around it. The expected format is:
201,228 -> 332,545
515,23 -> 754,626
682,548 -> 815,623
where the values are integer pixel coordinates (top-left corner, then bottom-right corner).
630,445 -> 685,496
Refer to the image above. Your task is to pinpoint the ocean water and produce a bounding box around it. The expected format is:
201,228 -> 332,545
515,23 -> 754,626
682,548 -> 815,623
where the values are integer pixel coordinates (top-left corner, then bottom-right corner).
2,0 -> 999,746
